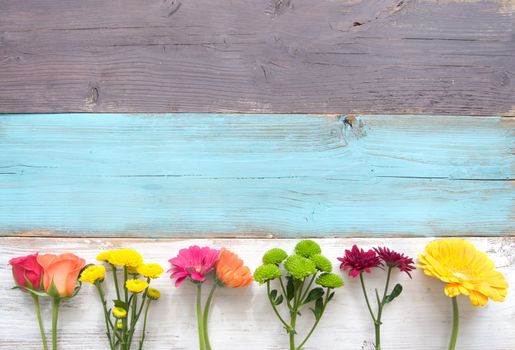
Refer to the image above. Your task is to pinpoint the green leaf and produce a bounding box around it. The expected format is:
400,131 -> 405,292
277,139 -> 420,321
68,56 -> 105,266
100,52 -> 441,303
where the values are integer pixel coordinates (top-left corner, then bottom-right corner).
286,277 -> 295,302
310,297 -> 325,321
113,299 -> 128,309
384,284 -> 403,304
269,289 -> 283,305
303,287 -> 324,304
13,285 -> 49,297
314,297 -> 324,320
328,291 -> 335,302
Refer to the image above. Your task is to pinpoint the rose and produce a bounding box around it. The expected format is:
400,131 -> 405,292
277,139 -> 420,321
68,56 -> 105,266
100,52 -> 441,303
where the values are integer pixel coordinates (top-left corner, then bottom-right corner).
37,253 -> 86,297
9,253 -> 44,290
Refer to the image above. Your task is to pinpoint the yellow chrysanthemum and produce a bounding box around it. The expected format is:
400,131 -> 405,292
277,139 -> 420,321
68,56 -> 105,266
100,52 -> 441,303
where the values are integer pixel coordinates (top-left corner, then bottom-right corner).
137,263 -> 164,279
126,279 -> 149,293
96,251 -> 112,263
107,249 -> 144,268
112,307 -> 127,318
418,238 -> 508,306
147,288 -> 161,300
116,320 -> 123,329
79,265 -> 106,284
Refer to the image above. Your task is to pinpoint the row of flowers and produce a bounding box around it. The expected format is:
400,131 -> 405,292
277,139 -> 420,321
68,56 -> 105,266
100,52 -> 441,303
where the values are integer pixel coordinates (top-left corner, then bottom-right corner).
10,238 -> 508,350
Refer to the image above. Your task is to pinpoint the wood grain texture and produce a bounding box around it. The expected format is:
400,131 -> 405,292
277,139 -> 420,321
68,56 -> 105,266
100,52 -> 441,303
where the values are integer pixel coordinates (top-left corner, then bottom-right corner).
0,237 -> 513,350
0,0 -> 514,115
1,113 -> 513,238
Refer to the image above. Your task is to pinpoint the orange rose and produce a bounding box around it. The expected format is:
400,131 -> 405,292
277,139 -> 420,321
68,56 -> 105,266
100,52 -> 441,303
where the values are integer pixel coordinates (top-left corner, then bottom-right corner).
215,248 -> 253,288
37,253 -> 86,297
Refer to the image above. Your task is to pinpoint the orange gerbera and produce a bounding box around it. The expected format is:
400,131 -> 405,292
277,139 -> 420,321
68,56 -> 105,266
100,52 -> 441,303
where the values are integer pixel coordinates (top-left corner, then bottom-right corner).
215,248 -> 253,288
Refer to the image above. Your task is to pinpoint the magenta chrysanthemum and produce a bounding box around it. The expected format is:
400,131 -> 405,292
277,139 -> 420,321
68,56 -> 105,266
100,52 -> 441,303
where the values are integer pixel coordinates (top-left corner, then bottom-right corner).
374,247 -> 415,278
337,245 -> 381,278
168,246 -> 220,287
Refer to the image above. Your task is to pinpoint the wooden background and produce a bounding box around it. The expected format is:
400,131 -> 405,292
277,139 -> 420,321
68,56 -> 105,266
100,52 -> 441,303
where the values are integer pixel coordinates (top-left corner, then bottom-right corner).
0,0 -> 514,349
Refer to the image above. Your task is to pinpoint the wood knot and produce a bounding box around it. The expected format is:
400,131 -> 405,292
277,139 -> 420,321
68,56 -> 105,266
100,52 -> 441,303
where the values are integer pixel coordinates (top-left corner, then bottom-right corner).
162,0 -> 182,18
85,84 -> 100,110
265,0 -> 293,16
344,114 -> 356,127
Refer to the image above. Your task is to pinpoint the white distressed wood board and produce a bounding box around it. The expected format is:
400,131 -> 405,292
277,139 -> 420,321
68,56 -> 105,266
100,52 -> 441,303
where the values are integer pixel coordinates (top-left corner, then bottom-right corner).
0,237 -> 513,349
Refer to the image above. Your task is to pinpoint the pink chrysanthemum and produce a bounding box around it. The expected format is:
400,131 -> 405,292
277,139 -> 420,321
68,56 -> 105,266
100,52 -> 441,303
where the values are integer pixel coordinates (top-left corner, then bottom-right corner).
337,245 -> 381,278
168,246 -> 220,287
374,247 -> 416,278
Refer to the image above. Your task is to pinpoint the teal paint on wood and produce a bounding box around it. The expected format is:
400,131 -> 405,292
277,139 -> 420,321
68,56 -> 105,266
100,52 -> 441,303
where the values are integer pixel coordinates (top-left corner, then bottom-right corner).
0,114 -> 513,237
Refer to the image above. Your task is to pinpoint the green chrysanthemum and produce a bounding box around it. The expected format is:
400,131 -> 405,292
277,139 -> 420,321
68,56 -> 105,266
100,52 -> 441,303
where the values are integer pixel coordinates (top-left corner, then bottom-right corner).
294,240 -> 322,258
316,273 -> 344,288
310,254 -> 333,272
262,248 -> 288,265
284,255 -> 317,280
254,264 -> 282,284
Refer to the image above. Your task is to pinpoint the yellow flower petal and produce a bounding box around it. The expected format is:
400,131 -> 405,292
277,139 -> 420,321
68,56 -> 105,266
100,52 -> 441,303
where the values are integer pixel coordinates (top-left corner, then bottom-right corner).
468,290 -> 489,306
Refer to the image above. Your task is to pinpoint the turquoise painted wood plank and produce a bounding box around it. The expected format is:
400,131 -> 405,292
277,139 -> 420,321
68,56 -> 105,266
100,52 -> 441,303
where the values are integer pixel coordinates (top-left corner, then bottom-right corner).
0,114 -> 513,237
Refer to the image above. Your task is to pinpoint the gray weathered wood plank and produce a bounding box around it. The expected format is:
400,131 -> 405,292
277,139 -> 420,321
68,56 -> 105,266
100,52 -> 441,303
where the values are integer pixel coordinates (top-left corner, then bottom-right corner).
0,0 -> 514,114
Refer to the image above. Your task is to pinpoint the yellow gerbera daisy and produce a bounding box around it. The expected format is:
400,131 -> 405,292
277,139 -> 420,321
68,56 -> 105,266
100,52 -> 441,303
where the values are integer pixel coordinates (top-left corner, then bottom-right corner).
418,238 -> 508,306
126,279 -> 149,293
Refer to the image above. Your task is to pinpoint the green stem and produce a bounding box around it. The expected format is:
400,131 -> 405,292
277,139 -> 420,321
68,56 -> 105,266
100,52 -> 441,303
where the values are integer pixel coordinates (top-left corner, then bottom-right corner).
127,279 -> 151,348
375,267 -> 392,350
136,279 -> 151,318
278,278 -> 292,309
449,297 -> 459,350
359,273 -> 376,323
138,300 -> 152,350
296,288 -> 331,350
126,293 -> 138,350
123,267 -> 129,349
110,264 -> 121,301
121,317 -> 128,350
300,275 -> 316,303
51,298 -> 60,350
124,267 -> 129,303
95,282 -> 115,350
31,294 -> 49,350
289,279 -> 304,350
203,284 -> 217,350
266,281 -> 290,330
295,279 -> 305,309
196,284 -> 205,350
289,312 -> 297,350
